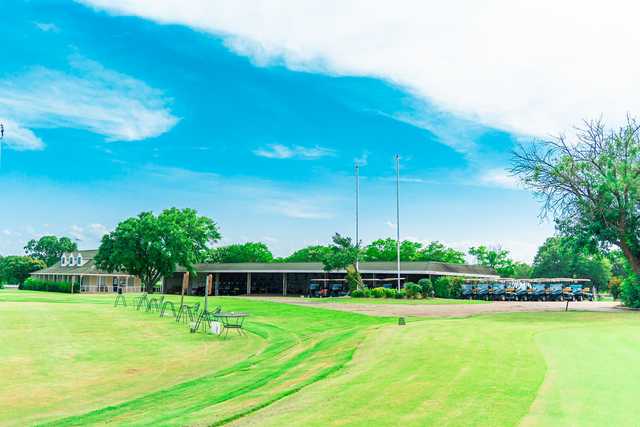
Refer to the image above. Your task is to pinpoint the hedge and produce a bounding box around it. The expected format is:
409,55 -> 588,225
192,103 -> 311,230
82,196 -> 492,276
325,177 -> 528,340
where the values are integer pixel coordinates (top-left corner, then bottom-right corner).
20,277 -> 79,293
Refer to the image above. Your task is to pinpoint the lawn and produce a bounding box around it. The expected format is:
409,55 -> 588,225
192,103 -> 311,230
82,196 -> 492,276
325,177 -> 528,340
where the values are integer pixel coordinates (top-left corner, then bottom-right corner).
303,296 -> 488,305
1,289 -> 638,426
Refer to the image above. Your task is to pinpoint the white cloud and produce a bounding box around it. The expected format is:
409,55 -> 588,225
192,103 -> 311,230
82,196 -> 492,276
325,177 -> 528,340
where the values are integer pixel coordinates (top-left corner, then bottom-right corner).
253,143 -> 334,159
263,199 -> 335,219
0,57 -> 178,150
88,223 -> 109,238
69,225 -> 85,242
79,0 -> 640,138
34,22 -> 59,32
477,168 -> 522,190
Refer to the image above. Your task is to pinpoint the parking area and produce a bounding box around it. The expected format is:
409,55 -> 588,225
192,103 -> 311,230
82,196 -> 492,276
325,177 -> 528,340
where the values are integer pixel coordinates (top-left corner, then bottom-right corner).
249,297 -> 622,318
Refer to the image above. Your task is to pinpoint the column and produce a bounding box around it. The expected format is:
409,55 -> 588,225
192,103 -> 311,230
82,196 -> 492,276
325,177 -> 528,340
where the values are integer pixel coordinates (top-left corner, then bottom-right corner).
215,273 -> 220,296
246,272 -> 251,295
282,273 -> 287,296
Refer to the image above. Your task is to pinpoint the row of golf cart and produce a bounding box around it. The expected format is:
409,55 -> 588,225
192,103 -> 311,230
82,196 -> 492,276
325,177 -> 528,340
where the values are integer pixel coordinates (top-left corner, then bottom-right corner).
461,278 -> 594,301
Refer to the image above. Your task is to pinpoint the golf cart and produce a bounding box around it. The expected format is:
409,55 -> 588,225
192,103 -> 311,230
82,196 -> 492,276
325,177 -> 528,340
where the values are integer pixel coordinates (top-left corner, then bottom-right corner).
462,283 -> 476,300
488,283 -> 506,301
528,283 -> 547,301
474,283 -> 490,300
548,283 -> 563,301
505,281 -> 528,301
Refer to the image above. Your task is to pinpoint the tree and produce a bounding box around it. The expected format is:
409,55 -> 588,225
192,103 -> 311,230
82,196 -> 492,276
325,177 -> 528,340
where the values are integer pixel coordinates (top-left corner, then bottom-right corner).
511,262 -> 532,279
24,236 -> 77,267
322,233 -> 359,272
283,245 -> 333,262
0,256 -> 46,284
361,239 -> 465,263
95,208 -> 220,292
468,245 -> 515,277
206,242 -> 273,263
512,118 -> 640,277
531,236 -> 611,290
345,264 -> 364,292
416,241 -> 465,264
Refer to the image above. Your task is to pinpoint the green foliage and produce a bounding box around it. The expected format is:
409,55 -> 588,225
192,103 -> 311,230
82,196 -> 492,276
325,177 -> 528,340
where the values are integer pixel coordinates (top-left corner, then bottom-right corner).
24,236 -> 77,267
621,274 -> 640,308
206,242 -> 273,263
0,256 -> 46,285
531,236 -> 611,289
95,208 -> 220,292
322,233 -> 359,272
468,245 -> 515,276
19,277 -> 79,293
370,287 -> 386,298
345,265 -> 364,292
383,288 -> 397,298
395,290 -> 406,299
512,262 -> 532,279
609,276 -> 622,300
404,282 -> 421,299
350,289 -> 368,298
433,276 -> 463,298
284,245 -> 333,262
361,238 -> 464,263
418,278 -> 433,298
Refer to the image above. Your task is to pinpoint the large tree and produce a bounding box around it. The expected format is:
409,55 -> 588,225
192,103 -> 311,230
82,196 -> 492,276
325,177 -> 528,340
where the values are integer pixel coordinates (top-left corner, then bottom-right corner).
468,245 -> 515,277
361,239 -> 465,263
95,208 -> 220,292
24,236 -> 77,267
206,242 -> 273,263
512,118 -> 640,275
284,245 -> 333,262
416,241 -> 466,264
0,256 -> 46,284
531,236 -> 611,290
322,233 -> 359,272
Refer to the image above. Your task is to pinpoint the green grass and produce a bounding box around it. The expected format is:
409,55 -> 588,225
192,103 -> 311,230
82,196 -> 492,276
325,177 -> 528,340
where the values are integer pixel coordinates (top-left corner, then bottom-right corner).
1,289 -> 639,426
303,297 -> 488,305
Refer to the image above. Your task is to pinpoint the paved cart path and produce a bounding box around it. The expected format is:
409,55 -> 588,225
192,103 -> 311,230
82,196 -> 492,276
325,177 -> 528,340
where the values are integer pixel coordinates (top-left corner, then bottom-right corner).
245,297 -> 621,317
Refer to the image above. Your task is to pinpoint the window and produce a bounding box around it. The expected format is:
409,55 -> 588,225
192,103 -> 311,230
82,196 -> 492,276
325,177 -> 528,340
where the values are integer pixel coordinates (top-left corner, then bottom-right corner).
61,256 -> 67,266
69,256 -> 76,266
77,255 -> 83,266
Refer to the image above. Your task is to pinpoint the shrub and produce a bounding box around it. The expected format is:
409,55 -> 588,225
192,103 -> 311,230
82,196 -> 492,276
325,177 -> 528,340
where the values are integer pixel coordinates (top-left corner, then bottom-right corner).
418,278 -> 433,298
405,282 -> 421,299
609,276 -> 622,300
345,265 -> 364,292
383,288 -> 397,298
621,274 -> 640,308
433,277 -> 452,298
449,277 -> 463,298
0,283 -> 3,289
395,289 -> 406,299
351,289 -> 367,298
20,277 -> 79,293
371,287 -> 386,298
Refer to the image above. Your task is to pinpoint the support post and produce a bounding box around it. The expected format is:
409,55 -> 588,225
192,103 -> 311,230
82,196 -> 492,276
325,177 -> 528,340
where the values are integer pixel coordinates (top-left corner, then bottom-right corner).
206,274 -> 213,312
215,273 -> 220,296
283,273 -> 287,296
246,272 -> 251,295
180,272 -> 189,308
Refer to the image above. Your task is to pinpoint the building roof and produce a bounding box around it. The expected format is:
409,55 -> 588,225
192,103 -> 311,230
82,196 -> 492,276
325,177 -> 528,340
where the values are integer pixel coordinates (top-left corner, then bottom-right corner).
176,261 -> 497,278
31,249 -> 130,277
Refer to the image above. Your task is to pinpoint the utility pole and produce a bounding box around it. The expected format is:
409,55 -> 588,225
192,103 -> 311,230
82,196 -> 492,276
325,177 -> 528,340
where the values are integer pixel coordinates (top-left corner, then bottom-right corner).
395,154 -> 401,291
355,162 -> 360,271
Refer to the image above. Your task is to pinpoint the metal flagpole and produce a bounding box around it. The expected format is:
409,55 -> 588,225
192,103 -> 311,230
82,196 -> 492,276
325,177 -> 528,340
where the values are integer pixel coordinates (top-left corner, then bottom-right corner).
355,162 -> 360,271
395,154 -> 401,291
0,123 -> 4,169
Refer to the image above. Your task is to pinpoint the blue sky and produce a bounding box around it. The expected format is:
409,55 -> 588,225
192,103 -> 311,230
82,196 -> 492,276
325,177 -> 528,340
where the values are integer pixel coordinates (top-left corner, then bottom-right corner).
0,0 -> 573,261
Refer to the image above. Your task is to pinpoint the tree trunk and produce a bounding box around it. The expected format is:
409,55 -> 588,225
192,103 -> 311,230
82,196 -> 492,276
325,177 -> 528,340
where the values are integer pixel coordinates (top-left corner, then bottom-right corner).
619,241 -> 640,276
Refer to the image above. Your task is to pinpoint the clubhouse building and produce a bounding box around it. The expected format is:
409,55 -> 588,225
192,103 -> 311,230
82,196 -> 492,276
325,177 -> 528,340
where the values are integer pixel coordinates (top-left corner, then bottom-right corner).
31,251 -> 497,295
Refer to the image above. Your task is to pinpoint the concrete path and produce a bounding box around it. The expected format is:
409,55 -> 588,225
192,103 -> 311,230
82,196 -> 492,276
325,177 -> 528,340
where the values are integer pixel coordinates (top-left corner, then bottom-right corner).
245,297 -> 622,318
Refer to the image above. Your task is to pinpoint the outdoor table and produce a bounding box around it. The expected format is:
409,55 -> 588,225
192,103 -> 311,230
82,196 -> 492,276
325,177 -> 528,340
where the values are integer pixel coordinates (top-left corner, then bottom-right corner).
214,312 -> 248,338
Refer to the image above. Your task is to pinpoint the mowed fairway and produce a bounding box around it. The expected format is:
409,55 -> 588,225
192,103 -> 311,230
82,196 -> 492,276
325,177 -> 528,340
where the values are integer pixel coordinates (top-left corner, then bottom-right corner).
1,290 -> 639,426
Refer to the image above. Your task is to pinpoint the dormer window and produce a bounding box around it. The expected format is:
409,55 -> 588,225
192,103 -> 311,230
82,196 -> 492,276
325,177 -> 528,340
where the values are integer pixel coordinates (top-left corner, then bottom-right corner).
61,255 -> 67,266
69,256 -> 76,266
77,255 -> 83,266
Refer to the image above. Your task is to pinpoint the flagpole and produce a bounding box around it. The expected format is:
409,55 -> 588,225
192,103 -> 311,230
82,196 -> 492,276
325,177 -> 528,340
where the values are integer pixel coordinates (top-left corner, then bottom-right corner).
355,162 -> 360,271
395,154 -> 401,291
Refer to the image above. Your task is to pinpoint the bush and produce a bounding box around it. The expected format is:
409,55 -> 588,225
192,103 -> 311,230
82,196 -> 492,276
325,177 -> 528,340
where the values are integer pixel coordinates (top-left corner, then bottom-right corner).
20,277 -> 79,293
383,288 -> 397,298
405,282 -> 421,299
609,276 -> 622,300
395,289 -> 406,299
351,289 -> 369,298
345,265 -> 364,292
433,277 -> 452,298
371,287 -> 386,298
418,278 -> 433,298
449,277 -> 463,298
621,274 -> 640,308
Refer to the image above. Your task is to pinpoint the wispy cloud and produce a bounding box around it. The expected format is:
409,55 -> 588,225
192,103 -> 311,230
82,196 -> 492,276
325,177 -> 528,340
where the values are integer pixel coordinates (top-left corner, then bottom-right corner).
253,143 -> 335,159
263,199 -> 335,219
34,22 -> 59,32
0,57 -> 178,150
477,168 -> 522,190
